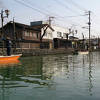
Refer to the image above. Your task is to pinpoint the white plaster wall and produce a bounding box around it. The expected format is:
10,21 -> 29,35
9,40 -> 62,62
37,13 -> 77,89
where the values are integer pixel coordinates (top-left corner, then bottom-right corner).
52,25 -> 68,39
42,25 -> 69,40
41,28 -> 53,40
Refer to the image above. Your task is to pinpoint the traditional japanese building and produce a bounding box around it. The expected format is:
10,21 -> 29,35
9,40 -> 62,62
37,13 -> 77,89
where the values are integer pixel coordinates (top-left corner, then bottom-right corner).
0,21 -> 55,49
0,21 -> 41,49
30,21 -> 72,49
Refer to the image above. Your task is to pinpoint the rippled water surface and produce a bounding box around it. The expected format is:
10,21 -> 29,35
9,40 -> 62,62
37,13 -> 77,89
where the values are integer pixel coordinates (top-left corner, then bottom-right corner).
0,52 -> 100,100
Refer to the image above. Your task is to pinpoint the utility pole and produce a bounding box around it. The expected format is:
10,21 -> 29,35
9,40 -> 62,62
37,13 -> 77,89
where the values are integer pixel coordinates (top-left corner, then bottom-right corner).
0,9 -> 9,38
88,11 -> 91,50
0,9 -> 9,55
1,10 -> 4,38
13,17 -> 16,39
48,16 -> 54,26
1,10 -> 4,54
13,17 -> 16,53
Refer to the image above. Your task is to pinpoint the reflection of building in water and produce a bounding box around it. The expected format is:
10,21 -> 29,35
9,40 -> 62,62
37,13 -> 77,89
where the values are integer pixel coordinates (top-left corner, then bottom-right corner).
42,55 -> 69,79
0,52 -> 99,99
0,56 -> 43,100
0,55 -> 70,99
21,56 -> 43,76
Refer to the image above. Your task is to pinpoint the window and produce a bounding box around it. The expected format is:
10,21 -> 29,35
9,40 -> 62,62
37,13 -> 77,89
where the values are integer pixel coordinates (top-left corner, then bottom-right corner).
24,31 -> 29,36
30,32 -> 32,37
37,33 -> 39,39
31,32 -> 34,37
57,32 -> 62,37
28,31 -> 30,36
63,33 -> 67,38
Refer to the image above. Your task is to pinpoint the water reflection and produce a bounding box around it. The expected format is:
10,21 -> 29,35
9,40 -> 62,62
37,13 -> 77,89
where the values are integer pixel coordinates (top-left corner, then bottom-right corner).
88,53 -> 93,96
42,55 -> 70,79
0,52 -> 100,100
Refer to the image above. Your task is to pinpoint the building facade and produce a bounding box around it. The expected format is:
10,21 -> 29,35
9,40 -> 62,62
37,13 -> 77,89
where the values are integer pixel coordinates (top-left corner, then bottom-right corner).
30,21 -> 70,49
0,21 -> 41,49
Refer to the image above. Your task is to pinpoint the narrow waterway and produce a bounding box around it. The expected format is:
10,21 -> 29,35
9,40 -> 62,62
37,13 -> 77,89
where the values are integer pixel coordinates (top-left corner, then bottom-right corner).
0,52 -> 100,100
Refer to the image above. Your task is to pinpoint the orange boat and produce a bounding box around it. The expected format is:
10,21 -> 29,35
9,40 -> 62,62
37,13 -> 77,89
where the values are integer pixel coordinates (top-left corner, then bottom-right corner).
0,59 -> 20,66
0,54 -> 22,62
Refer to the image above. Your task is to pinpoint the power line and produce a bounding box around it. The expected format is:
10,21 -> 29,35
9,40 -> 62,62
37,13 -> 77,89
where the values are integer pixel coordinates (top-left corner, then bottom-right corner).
14,0 -> 69,21
54,0 -> 82,15
22,0 -> 85,20
21,0 -> 51,14
56,14 -> 86,18
14,0 -> 84,26
55,16 -> 84,28
14,0 -> 86,19
14,0 -> 49,16
21,0 -> 64,18
13,0 -> 88,32
64,0 -> 87,12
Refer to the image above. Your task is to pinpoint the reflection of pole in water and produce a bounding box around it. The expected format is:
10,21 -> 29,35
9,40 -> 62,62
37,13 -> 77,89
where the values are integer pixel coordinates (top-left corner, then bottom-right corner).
82,55 -> 88,75
1,68 -> 9,100
2,77 -> 5,100
72,55 -> 75,79
82,55 -> 85,76
88,53 -> 93,96
1,68 -> 11,100
40,56 -> 43,80
65,55 -> 69,77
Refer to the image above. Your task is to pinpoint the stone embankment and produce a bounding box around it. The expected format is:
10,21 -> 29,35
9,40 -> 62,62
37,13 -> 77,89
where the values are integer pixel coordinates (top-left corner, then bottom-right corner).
0,48 -> 74,56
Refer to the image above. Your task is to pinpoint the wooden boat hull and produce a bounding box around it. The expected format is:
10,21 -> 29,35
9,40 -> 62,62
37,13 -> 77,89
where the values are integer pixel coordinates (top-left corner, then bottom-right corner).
0,59 -> 20,66
0,54 -> 22,61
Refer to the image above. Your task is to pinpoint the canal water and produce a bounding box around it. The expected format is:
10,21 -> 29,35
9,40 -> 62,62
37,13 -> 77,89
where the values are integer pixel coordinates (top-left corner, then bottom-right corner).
0,52 -> 100,100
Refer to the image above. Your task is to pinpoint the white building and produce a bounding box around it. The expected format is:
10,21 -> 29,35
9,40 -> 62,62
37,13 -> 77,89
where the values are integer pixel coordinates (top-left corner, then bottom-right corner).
43,25 -> 69,40
30,21 -> 69,40
51,25 -> 69,39
41,25 -> 53,40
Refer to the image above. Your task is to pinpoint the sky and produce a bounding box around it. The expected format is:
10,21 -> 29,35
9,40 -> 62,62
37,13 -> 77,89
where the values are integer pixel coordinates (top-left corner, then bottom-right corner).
0,0 -> 100,38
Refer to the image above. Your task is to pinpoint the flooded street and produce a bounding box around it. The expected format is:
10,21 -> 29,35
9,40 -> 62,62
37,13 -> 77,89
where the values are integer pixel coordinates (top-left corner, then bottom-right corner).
0,52 -> 100,100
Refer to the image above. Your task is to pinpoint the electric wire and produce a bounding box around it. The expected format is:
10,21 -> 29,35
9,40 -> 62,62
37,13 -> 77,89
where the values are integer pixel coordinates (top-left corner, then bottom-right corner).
14,0 -> 49,16
64,0 -> 87,11
54,0 -> 82,15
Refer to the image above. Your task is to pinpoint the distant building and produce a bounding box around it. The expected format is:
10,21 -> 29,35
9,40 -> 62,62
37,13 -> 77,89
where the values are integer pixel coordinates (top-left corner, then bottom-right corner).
31,21 -> 69,39
30,21 -> 54,49
0,21 -> 55,49
30,21 -> 70,49
0,21 -> 41,49
69,36 -> 79,40
52,25 -> 68,39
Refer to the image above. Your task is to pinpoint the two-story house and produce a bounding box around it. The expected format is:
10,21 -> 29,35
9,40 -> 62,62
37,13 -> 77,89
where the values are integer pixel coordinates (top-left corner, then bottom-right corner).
0,21 -> 41,49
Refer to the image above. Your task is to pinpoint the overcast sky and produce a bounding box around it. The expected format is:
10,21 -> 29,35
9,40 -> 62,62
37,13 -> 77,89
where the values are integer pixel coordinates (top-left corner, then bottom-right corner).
0,0 -> 100,38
